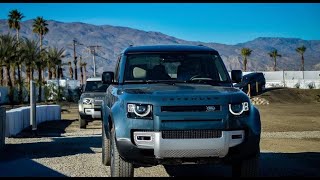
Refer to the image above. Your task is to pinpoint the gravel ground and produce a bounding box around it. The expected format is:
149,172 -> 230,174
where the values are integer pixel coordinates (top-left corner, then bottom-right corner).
262,131 -> 320,139
0,100 -> 319,177
1,122 -> 320,177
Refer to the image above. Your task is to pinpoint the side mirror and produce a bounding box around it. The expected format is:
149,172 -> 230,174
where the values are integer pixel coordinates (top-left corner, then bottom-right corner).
231,70 -> 242,83
102,71 -> 114,84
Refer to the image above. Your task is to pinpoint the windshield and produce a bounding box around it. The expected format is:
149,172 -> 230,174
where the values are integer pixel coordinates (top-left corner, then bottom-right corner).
84,81 -> 109,92
123,53 -> 231,85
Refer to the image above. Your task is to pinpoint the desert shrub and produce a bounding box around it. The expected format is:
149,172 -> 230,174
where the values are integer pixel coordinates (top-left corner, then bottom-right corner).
44,83 -> 66,103
308,82 -> 315,89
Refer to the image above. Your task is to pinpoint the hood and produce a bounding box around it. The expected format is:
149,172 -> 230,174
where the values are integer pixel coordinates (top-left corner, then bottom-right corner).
80,92 -> 106,99
120,83 -> 239,95
116,83 -> 249,106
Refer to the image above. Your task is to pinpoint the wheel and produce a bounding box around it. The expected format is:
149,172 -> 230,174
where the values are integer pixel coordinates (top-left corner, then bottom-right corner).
232,154 -> 260,177
102,124 -> 111,166
110,127 -> 134,177
79,114 -> 87,129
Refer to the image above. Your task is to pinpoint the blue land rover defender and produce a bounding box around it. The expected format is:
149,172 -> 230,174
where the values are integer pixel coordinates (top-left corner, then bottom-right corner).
101,45 -> 261,177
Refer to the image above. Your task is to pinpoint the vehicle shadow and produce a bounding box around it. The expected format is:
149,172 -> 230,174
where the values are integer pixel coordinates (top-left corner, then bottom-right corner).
0,135 -> 101,162
15,119 -> 101,138
262,87 -> 286,93
164,152 -> 320,177
17,120 -> 76,137
0,158 -> 66,177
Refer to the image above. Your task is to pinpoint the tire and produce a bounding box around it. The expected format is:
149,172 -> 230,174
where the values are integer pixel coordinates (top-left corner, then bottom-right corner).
102,124 -> 111,166
79,114 -> 87,129
232,154 -> 259,177
110,127 -> 134,177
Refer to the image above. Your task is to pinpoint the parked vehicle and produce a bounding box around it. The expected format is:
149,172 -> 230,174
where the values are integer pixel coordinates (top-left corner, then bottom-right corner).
234,72 -> 266,95
101,45 -> 261,177
78,77 -> 109,129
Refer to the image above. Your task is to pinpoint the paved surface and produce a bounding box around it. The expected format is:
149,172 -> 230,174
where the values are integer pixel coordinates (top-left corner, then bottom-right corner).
0,120 -> 319,177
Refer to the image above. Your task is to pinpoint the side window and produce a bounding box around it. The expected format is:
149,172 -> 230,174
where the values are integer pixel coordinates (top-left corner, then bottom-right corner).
114,55 -> 121,82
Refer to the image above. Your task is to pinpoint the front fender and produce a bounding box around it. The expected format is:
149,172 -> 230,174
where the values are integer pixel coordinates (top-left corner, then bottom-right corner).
248,105 -> 261,136
102,99 -> 110,137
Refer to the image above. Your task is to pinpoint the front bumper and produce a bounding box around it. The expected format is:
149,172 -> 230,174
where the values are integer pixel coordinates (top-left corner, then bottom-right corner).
133,130 -> 244,159
82,108 -> 101,119
114,129 -> 259,166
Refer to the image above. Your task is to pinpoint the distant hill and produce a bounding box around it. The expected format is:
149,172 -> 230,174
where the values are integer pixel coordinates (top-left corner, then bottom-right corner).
1,19 -> 319,79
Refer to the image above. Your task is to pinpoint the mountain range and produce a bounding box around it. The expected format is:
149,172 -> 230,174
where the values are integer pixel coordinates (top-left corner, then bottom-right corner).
1,19 -> 319,79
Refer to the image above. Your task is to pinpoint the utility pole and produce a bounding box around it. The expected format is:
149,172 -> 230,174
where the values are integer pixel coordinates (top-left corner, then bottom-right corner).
72,39 -> 84,80
73,39 -> 78,80
87,45 -> 102,77
79,56 -> 83,85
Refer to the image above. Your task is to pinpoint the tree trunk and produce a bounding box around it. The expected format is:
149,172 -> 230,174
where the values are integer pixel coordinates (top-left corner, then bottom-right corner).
0,66 -> 3,86
52,67 -> 56,79
38,66 -> 42,102
6,65 -> 14,106
48,67 -> 52,80
3,67 -> 8,86
60,67 -> 64,78
26,66 -> 31,101
243,57 -> 247,71
17,64 -> 23,103
17,29 -> 19,42
39,34 -> 45,82
69,66 -> 73,79
31,68 -> 34,80
83,65 -> 87,82
274,57 -> 277,71
10,64 -> 15,87
74,61 -> 78,80
47,61 -> 50,81
80,65 -> 84,85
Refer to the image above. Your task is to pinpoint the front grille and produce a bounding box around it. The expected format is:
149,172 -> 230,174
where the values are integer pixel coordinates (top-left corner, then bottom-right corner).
162,130 -> 222,139
94,100 -> 103,105
161,105 -> 220,112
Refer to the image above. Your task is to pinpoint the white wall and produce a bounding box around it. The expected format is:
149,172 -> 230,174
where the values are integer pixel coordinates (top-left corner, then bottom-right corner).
5,105 -> 61,137
229,71 -> 320,89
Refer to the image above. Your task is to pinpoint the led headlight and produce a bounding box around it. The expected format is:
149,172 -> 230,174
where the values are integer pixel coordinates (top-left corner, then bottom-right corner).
127,103 -> 153,119
83,98 -> 93,105
229,102 -> 249,116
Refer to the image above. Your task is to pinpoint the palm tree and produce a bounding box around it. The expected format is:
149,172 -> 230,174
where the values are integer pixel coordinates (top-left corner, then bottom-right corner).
0,34 -> 18,105
296,45 -> 307,71
268,49 -> 282,71
20,38 -> 41,94
8,9 -> 25,101
241,48 -> 252,71
8,9 -> 24,41
32,16 -> 49,102
68,62 -> 73,79
20,38 -> 45,102
47,47 -> 66,80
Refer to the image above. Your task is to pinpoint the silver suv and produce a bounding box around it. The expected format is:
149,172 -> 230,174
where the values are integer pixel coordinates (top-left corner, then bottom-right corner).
78,77 -> 109,128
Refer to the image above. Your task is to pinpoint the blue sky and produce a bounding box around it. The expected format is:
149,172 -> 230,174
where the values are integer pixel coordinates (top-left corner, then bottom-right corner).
1,3 -> 319,45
